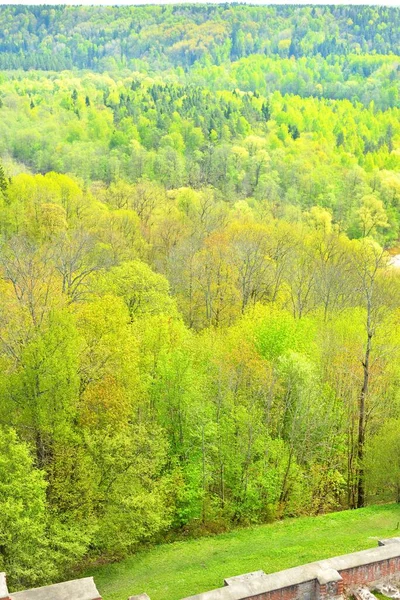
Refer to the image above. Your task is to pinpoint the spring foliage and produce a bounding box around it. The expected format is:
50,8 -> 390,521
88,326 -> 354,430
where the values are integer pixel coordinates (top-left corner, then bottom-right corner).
0,4 -> 399,590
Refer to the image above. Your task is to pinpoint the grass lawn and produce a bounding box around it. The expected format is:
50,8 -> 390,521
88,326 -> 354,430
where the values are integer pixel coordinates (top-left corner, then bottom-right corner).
87,504 -> 400,600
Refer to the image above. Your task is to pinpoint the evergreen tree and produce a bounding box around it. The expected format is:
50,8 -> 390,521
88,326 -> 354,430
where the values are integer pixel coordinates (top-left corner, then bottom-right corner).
0,163 -> 8,200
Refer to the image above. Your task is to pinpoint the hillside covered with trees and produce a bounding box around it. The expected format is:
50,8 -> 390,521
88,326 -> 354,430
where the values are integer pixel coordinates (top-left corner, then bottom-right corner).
0,5 -> 399,70
0,3 -> 400,595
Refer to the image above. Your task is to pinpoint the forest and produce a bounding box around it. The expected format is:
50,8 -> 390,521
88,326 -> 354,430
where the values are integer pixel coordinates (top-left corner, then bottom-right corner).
0,3 -> 400,594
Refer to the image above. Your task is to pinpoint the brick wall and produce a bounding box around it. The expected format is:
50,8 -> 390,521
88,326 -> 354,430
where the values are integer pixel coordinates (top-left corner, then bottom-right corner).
340,556 -> 400,588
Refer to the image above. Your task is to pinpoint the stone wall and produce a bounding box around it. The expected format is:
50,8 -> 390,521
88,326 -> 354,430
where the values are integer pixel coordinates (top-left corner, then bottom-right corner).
340,558 -> 400,587
0,576 -> 101,600
173,537 -> 400,600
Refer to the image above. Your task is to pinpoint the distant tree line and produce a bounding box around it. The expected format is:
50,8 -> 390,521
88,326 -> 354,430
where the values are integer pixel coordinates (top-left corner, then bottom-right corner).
0,5 -> 398,71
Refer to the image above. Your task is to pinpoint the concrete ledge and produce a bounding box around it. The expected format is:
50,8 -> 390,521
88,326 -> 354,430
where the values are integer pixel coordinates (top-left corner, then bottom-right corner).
0,573 -> 9,600
379,539 -> 400,547
9,577 -> 101,600
316,569 -> 342,585
320,543 -> 400,573
224,571 -> 269,587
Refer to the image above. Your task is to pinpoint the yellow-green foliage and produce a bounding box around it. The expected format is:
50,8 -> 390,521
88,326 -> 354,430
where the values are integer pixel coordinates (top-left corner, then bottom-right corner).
0,4 -> 400,590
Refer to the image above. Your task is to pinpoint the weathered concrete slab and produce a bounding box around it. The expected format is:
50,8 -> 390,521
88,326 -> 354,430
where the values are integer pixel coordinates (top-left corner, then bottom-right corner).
224,571 -> 269,587
10,577 -> 101,600
374,583 -> 400,599
128,595 -> 151,600
353,587 -> 378,600
0,573 -> 9,600
319,542 -> 400,572
179,581 -> 271,600
379,539 -> 400,547
316,569 -> 342,585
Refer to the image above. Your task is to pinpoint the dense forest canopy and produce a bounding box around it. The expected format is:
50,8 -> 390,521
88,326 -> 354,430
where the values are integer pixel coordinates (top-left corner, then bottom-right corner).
0,3 -> 400,595
0,5 -> 399,69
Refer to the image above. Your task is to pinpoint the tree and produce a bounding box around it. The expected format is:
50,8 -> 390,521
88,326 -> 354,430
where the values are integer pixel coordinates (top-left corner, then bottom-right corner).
0,428 -> 50,589
357,194 -> 389,238
348,239 -> 399,507
96,260 -> 178,320
53,229 -> 113,303
0,162 -> 8,201
227,222 -> 270,313
0,236 -> 57,328
193,231 -> 240,327
89,425 -> 172,557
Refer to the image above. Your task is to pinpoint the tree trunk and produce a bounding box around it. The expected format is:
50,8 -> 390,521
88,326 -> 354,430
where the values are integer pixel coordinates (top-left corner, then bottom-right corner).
356,329 -> 372,508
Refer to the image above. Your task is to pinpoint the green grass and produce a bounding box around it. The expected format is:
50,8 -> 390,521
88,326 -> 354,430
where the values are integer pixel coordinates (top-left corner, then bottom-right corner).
86,504 -> 400,600
374,593 -> 390,600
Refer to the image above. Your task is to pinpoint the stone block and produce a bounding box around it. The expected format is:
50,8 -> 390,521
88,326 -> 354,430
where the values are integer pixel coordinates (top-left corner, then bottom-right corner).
316,569 -> 342,586
9,576 -> 101,600
379,539 -> 400,547
0,573 -> 9,600
224,571 -> 268,587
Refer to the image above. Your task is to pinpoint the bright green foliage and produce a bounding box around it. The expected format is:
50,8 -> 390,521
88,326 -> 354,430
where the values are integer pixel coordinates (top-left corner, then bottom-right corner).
83,425 -> 171,558
0,427 -> 92,590
0,4 -> 399,591
96,261 -> 178,320
0,428 -> 49,588
0,76 -> 399,243
0,168 -> 399,588
366,419 -> 400,502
